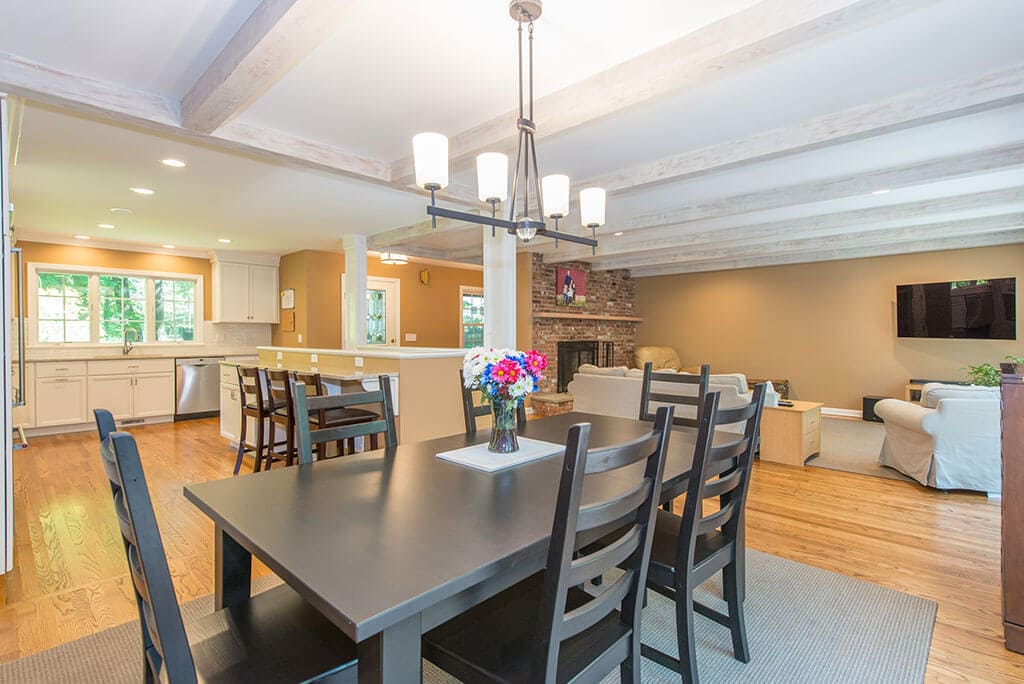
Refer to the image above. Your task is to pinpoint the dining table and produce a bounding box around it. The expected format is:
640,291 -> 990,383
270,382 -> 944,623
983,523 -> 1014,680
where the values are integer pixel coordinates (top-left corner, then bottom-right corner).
184,411 -> 705,683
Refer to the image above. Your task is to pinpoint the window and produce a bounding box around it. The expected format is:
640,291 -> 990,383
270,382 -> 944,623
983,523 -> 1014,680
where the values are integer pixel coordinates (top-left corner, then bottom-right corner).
37,272 -> 90,343
460,287 -> 484,348
30,264 -> 202,345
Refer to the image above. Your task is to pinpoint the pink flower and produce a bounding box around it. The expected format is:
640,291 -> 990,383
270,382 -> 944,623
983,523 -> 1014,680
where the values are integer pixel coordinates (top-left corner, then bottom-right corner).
491,358 -> 522,385
525,350 -> 548,377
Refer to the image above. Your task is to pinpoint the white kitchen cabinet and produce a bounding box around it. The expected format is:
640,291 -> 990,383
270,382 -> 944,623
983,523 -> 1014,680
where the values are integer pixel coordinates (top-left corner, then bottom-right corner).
87,374 -> 134,420
133,373 -> 176,418
220,383 -> 241,444
36,376 -> 89,427
12,362 -> 35,428
212,260 -> 279,324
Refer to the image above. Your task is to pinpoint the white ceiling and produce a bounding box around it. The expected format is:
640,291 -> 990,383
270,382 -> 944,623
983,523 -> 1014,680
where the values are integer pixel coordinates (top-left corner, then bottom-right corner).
3,0 -> 1024,272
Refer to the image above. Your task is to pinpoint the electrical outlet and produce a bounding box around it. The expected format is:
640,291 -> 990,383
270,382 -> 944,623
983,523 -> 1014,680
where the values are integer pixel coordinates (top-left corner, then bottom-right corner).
354,356 -> 364,368
276,351 -> 283,360
405,333 -> 417,342
298,334 -> 303,343
311,353 -> 318,362
311,366 -> 318,373
276,363 -> 282,369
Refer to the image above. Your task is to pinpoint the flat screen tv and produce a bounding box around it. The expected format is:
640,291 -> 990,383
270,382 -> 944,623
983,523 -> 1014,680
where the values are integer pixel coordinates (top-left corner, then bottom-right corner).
896,278 -> 1016,339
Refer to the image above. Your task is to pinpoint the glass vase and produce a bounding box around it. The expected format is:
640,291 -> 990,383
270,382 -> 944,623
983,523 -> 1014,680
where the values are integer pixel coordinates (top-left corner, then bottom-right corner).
488,397 -> 520,453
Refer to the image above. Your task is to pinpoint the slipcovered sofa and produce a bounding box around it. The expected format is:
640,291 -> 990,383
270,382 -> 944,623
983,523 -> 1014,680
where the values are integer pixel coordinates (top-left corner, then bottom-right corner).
567,364 -> 777,433
875,383 -> 1001,494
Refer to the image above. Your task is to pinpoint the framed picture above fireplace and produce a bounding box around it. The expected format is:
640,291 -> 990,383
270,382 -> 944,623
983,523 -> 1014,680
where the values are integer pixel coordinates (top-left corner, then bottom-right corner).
555,267 -> 587,307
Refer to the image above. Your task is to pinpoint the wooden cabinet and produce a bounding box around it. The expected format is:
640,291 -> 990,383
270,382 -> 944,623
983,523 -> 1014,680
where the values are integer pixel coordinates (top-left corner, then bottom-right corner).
759,400 -> 824,466
133,373 -> 175,418
220,383 -> 241,444
212,260 -> 279,323
35,376 -> 89,427
1003,374 -> 1024,654
87,360 -> 175,420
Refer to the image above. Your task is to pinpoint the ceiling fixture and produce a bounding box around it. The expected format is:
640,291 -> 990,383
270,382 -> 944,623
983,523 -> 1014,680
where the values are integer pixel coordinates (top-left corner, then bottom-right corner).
412,0 -> 604,252
130,187 -> 155,195
161,158 -> 186,168
379,250 -> 409,265
871,188 -> 891,195
73,234 -> 90,240
162,244 -> 176,249
97,223 -> 115,229
110,207 -> 133,215
218,238 -> 232,244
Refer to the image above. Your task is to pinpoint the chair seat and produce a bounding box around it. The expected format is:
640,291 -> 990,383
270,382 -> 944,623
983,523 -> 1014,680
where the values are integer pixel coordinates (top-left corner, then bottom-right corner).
245,399 -> 284,413
646,508 -> 732,588
188,584 -> 358,683
423,572 -> 631,684
309,407 -> 379,426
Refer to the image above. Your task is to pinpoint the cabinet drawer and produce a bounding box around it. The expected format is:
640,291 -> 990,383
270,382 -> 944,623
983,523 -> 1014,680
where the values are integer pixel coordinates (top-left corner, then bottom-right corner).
35,361 -> 88,378
89,359 -> 173,376
221,365 -> 242,385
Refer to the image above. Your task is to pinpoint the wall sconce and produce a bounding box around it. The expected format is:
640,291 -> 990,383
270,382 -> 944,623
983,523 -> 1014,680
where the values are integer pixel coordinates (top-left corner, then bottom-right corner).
419,268 -> 430,286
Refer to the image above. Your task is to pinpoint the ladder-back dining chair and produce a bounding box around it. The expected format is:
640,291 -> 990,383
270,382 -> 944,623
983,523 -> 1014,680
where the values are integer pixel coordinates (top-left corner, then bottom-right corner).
642,384 -> 766,683
422,406 -> 675,683
92,409 -> 359,683
293,371 -> 380,459
459,368 -> 526,436
292,375 -> 397,464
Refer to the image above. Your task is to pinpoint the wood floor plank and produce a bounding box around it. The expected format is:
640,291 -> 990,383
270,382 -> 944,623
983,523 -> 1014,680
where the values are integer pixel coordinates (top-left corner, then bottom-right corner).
0,418 -> 1021,681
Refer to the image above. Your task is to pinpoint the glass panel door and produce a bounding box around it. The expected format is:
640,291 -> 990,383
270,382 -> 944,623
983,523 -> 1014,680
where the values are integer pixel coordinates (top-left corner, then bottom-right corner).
366,289 -> 387,344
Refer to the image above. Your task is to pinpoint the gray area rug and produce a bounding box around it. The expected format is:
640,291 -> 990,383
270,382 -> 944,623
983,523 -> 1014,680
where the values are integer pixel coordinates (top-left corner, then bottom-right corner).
0,550 -> 935,684
807,417 -> 914,483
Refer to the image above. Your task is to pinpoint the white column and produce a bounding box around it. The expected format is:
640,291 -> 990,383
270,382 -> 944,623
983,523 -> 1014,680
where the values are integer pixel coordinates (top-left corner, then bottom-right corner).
342,234 -> 367,350
482,225 -> 516,348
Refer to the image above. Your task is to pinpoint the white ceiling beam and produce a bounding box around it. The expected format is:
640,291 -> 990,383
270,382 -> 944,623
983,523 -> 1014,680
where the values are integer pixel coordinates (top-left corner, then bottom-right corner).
389,0 -> 940,183
367,211 -> 489,250
182,0 -> 358,133
629,229 -> 1024,278
546,185 -> 1024,265
581,63 -> 1024,196
598,212 -> 1024,270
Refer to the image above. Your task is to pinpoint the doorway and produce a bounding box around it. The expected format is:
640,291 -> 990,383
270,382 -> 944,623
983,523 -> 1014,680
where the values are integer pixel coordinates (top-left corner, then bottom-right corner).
341,275 -> 401,347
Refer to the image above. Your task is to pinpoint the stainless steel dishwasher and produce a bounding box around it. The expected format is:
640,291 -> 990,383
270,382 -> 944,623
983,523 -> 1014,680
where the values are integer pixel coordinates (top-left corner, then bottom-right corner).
175,357 -> 225,420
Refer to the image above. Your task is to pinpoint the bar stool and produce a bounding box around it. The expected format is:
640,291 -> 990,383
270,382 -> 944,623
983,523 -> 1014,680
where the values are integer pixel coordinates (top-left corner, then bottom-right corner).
266,369 -> 298,467
232,366 -> 282,474
293,371 -> 379,457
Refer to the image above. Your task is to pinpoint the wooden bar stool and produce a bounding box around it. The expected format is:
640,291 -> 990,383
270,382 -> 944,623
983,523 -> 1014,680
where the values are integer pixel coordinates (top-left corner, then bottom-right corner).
293,371 -> 379,458
232,366 -> 279,474
265,369 -> 298,467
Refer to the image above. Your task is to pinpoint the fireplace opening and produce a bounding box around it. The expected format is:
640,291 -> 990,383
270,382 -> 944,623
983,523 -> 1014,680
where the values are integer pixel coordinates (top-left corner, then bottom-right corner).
557,340 -> 615,393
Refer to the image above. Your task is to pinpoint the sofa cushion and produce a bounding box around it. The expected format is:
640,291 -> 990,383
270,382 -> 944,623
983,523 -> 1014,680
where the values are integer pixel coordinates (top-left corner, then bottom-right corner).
577,364 -> 628,377
921,383 -> 1000,408
633,346 -> 683,371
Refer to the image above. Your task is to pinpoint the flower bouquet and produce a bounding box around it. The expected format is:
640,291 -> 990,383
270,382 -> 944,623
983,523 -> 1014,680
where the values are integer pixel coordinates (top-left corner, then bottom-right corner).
463,348 -> 548,453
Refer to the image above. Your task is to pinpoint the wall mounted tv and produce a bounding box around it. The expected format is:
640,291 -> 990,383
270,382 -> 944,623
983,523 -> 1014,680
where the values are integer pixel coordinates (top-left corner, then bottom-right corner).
896,278 -> 1016,339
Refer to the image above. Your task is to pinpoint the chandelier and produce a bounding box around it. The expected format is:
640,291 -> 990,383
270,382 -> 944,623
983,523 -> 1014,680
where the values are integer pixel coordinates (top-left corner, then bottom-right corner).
412,0 -> 604,251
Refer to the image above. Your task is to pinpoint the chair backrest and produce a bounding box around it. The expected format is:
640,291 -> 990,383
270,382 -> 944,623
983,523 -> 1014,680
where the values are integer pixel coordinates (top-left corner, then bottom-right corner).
92,410 -> 196,683
293,371 -> 326,396
237,365 -> 264,409
675,384 -> 767,576
265,368 -> 293,419
532,406 -> 674,681
459,368 -> 526,435
292,375 -> 398,464
639,361 -> 710,428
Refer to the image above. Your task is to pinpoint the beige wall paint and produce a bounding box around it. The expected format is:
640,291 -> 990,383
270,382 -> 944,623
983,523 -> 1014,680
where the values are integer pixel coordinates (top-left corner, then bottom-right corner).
272,249 -> 484,349
635,244 -> 1024,410
17,241 -> 214,319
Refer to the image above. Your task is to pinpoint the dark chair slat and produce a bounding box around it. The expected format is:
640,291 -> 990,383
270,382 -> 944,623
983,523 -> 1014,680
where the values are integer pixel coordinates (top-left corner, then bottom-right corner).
646,392 -> 701,406
576,479 -> 653,532
702,469 -> 742,499
584,434 -> 662,474
561,569 -> 634,640
709,437 -> 751,464
566,525 -> 642,586
696,503 -> 738,535
715,401 -> 762,425
639,362 -> 711,434
305,421 -> 390,445
303,390 -> 386,411
459,368 -> 526,436
292,377 -> 397,465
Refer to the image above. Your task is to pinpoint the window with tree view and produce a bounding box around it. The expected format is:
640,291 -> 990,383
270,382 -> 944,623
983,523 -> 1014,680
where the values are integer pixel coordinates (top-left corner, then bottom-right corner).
155,279 -> 196,341
461,289 -> 484,348
99,275 -> 146,342
37,272 -> 90,343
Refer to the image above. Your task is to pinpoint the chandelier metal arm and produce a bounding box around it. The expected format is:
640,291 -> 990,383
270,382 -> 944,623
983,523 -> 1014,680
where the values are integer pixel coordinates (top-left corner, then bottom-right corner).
426,204 -> 597,248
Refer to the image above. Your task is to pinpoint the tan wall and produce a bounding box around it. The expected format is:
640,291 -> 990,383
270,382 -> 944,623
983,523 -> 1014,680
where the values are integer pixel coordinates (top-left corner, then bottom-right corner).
635,245 -> 1024,410
272,249 -> 484,349
17,241 -> 214,319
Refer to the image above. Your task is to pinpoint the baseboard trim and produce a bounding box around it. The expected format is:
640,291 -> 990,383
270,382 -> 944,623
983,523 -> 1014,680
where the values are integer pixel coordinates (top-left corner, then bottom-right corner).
822,407 -> 863,419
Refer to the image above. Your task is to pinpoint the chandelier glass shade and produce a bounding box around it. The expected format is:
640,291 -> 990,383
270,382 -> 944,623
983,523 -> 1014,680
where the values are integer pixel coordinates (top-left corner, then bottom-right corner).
412,1 -> 605,252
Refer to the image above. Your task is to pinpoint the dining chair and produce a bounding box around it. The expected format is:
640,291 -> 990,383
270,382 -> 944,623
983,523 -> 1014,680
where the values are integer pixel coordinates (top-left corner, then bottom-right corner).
421,405 -> 675,683
642,384 -> 766,684
231,366 -> 280,474
459,368 -> 526,436
91,409 -> 359,683
639,361 -> 710,511
291,375 -> 398,464
293,371 -> 379,459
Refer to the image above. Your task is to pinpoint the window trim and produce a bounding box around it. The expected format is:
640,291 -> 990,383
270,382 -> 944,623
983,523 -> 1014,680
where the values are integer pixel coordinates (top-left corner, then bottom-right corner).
27,262 -> 204,347
459,285 -> 484,348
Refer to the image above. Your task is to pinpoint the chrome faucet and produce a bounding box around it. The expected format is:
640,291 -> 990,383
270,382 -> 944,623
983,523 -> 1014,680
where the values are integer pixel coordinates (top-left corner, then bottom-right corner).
123,328 -> 139,356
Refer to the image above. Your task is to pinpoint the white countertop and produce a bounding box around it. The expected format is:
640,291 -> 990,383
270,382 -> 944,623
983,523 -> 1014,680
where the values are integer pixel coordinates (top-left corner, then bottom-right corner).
23,346 -> 260,363
257,345 -> 467,360
219,359 -> 396,381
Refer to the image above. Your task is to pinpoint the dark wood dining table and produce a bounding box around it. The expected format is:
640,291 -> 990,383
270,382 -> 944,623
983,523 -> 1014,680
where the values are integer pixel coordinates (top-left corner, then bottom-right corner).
184,412 -> 701,683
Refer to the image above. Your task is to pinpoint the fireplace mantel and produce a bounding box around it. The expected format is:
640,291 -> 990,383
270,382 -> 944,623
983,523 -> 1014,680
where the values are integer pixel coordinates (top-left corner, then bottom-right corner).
534,312 -> 643,322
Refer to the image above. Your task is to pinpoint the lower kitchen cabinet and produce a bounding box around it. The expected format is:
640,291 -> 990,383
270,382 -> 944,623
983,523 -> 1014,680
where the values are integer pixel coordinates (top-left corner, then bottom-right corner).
35,376 -> 89,427
87,372 -> 175,420
87,374 -> 134,420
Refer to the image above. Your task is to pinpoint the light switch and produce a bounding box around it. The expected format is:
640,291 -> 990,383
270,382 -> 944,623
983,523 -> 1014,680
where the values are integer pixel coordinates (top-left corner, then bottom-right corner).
311,353 -> 318,362
405,333 -> 417,342
354,356 -> 364,368
311,366 -> 318,373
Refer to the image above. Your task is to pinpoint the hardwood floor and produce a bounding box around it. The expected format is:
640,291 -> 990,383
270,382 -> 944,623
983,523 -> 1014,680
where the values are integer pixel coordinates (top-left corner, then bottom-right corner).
1,418 -> 1022,681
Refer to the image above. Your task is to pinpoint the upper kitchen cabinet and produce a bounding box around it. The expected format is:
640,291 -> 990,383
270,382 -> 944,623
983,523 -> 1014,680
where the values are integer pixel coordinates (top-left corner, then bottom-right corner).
211,254 -> 280,324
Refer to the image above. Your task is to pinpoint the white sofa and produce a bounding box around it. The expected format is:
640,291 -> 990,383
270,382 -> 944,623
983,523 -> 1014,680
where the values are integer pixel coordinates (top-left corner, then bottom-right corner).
567,364 -> 777,433
875,383 -> 1002,494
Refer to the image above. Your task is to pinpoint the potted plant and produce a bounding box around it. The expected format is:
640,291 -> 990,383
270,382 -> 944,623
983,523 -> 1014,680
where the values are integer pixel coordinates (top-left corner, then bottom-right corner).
1004,355 -> 1024,375
966,362 -> 1003,387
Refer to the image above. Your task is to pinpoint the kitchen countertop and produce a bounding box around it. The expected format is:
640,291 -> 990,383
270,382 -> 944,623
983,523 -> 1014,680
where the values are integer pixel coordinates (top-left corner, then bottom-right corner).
219,360 -> 396,381
24,349 -> 260,363
258,345 -> 466,360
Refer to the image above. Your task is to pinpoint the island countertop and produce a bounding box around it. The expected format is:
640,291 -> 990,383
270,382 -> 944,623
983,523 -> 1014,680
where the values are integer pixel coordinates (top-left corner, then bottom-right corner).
256,345 -> 467,360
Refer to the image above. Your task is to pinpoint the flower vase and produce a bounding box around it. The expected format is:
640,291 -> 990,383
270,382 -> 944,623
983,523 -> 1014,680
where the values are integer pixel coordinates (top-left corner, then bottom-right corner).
488,398 -> 520,453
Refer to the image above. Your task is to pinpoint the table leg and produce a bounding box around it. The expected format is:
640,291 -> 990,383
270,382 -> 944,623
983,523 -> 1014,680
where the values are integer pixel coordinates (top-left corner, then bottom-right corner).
214,524 -> 252,610
357,613 -> 422,684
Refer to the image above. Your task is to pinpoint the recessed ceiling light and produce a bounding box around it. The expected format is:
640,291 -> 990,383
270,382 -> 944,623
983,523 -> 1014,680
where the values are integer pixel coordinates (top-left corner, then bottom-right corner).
110,207 -> 133,215
871,188 -> 891,195
613,231 -> 624,236
130,187 -> 155,195
74,234 -> 90,240
162,244 -> 176,249
217,238 -> 232,244
97,223 -> 115,229
161,158 -> 186,168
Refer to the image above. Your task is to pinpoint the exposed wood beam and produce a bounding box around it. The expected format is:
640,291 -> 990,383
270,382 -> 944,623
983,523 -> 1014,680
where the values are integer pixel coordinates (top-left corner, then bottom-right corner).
581,63 -> 1024,196
628,228 -> 1024,278
367,211 -> 487,250
390,0 -> 940,183
598,212 -> 1024,271
6,95 -> 24,165
547,186 -> 1024,265
182,0 -> 357,133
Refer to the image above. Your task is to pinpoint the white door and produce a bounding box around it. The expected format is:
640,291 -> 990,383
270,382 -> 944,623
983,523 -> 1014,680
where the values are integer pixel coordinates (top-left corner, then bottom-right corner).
35,377 -> 89,427
133,373 -> 176,418
342,276 -> 401,346
215,262 -> 251,322
248,265 -> 279,323
87,374 -> 133,420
